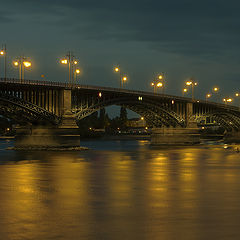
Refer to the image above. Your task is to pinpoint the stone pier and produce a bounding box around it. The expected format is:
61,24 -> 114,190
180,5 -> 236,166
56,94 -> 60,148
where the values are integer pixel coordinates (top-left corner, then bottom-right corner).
15,89 -> 81,148
151,126 -> 200,145
224,131 -> 240,143
15,125 -> 80,148
151,102 -> 200,145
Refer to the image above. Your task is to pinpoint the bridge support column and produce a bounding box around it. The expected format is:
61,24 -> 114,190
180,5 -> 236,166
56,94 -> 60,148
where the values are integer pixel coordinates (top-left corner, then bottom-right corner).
48,89 -> 81,147
15,125 -> 81,149
15,89 -> 81,149
185,102 -> 193,126
151,126 -> 200,145
59,89 -> 78,128
224,131 -> 240,143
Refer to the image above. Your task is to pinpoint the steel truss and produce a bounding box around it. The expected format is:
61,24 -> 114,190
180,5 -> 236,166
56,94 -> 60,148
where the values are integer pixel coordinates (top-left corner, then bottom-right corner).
0,92 -> 60,124
195,110 -> 240,131
74,95 -> 186,127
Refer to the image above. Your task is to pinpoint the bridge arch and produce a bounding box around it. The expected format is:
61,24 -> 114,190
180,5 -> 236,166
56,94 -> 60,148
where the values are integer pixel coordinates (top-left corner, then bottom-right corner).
195,110 -> 240,132
74,95 -> 186,127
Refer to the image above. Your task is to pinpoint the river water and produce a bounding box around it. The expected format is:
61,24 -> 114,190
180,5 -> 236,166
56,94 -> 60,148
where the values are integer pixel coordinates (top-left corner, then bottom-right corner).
0,139 -> 240,240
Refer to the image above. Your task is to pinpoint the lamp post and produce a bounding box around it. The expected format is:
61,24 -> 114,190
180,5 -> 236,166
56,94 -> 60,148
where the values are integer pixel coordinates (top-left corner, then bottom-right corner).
182,88 -> 188,97
213,87 -> 219,92
74,69 -> 80,84
151,80 -> 163,93
122,75 -> 128,88
186,78 -> 197,100
0,44 -> 7,80
60,52 -> 78,84
13,56 -> 31,83
206,93 -> 211,101
223,98 -> 233,105
114,66 -> 128,88
151,73 -> 164,93
158,73 -> 165,93
235,93 -> 240,108
212,87 -> 220,102
114,66 -> 122,88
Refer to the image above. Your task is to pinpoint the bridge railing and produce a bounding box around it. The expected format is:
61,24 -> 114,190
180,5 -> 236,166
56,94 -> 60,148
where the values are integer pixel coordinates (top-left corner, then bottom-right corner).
0,78 -> 74,88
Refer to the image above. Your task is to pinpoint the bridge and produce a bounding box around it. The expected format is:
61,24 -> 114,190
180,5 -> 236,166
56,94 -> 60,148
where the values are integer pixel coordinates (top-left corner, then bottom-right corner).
1,78 -> 240,133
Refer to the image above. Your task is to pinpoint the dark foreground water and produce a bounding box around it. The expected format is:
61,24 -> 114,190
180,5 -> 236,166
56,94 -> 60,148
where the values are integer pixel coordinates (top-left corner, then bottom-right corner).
0,139 -> 240,240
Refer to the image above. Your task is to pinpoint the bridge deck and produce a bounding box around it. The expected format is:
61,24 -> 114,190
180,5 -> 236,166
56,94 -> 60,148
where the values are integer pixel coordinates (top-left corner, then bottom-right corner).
0,78 -> 239,112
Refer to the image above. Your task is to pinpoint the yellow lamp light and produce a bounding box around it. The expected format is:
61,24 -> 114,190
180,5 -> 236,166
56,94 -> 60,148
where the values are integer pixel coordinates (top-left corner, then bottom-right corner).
61,59 -> 68,64
23,61 -> 31,67
122,76 -> 127,81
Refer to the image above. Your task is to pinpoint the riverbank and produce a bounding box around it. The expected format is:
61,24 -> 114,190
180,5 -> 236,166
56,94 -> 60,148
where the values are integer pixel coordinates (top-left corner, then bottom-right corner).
7,146 -> 89,151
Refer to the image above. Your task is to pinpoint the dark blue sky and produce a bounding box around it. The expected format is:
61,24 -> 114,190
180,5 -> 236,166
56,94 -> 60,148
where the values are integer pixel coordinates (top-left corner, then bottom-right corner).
1,0 -> 240,101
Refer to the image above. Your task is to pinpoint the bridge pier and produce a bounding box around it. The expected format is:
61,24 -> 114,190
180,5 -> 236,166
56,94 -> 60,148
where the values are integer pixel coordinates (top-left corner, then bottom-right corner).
151,102 -> 200,145
224,131 -> 240,143
14,89 -> 81,149
151,121 -> 200,145
15,125 -> 80,148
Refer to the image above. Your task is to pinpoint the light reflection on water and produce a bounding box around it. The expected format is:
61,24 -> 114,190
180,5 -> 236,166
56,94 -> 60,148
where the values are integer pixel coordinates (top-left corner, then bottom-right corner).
0,140 -> 240,239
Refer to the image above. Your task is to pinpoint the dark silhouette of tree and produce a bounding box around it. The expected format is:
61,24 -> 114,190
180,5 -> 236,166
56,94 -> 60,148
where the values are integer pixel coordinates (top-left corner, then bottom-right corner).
120,106 -> 127,129
99,108 -> 106,128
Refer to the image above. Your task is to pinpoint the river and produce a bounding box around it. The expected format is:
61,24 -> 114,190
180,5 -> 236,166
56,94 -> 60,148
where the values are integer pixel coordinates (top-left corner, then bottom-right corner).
0,139 -> 240,240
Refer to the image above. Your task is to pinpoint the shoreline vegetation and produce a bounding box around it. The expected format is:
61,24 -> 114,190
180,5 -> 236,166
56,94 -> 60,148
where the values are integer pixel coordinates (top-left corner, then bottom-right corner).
7,146 -> 89,151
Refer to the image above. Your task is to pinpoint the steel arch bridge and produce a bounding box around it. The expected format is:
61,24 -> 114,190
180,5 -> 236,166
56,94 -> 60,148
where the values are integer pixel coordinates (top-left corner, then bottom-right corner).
0,78 -> 240,132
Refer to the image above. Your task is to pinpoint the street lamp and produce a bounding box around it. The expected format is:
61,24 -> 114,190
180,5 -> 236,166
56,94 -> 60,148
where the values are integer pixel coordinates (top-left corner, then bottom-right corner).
114,65 -> 128,88
74,69 -> 81,84
0,44 -> 7,80
60,51 -> 79,84
13,56 -> 32,83
206,93 -> 211,101
182,88 -> 188,96
223,98 -> 233,105
151,81 -> 162,93
158,73 -> 165,93
212,86 -> 220,102
186,78 -> 197,100
158,74 -> 163,80
235,93 -> 240,108
151,73 -> 165,93
114,65 -> 123,88
213,87 -> 219,92
151,81 -> 163,93
122,75 -> 128,88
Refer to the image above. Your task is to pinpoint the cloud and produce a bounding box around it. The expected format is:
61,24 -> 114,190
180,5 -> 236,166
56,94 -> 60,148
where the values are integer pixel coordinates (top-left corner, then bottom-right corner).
2,0 -> 240,61
0,11 -> 15,24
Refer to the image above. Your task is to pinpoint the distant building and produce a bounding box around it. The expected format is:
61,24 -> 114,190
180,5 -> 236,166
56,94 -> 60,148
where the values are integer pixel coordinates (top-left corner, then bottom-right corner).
126,118 -> 146,128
